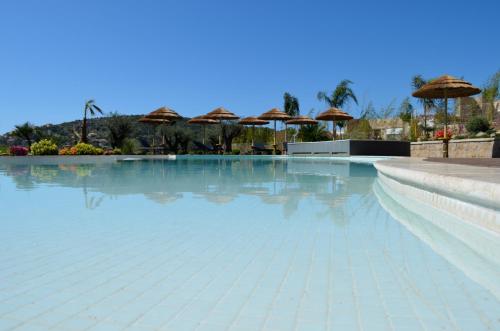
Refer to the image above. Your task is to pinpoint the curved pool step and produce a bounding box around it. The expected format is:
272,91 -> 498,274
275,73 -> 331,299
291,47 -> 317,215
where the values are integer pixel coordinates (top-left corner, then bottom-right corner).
374,158 -> 500,235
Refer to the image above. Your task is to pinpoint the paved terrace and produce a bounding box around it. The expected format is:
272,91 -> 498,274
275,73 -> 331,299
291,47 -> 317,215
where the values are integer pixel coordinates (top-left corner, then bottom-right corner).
425,157 -> 500,168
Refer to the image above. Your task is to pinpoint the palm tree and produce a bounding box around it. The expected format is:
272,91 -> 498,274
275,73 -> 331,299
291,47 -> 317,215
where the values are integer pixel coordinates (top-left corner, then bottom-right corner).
81,100 -> 103,143
411,75 -> 435,138
283,92 -> 300,143
283,92 -> 300,117
317,80 -> 358,108
317,79 -> 358,137
12,122 -> 35,147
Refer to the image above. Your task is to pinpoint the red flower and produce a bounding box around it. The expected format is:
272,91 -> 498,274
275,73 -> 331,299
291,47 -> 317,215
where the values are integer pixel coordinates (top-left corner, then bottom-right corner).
435,129 -> 452,139
9,146 -> 29,156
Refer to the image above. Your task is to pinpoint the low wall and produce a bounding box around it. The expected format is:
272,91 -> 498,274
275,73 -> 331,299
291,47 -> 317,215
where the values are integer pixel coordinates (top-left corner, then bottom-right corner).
411,138 -> 500,158
288,140 -> 410,156
288,140 -> 350,155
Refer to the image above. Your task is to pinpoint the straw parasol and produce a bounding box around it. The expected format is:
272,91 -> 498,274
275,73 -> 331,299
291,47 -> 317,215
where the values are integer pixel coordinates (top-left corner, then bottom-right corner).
412,75 -> 481,151
146,107 -> 182,121
286,115 -> 318,142
187,116 -> 218,145
316,107 -> 353,141
204,107 -> 240,147
258,108 -> 291,152
239,116 -> 269,152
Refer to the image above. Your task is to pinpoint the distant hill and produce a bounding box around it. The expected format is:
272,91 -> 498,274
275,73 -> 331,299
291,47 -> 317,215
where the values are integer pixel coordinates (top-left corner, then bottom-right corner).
0,114 -> 216,148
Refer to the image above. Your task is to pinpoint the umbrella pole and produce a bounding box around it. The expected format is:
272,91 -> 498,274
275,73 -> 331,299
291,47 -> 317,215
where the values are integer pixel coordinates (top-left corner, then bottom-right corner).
443,92 -> 449,158
273,120 -> 277,155
219,119 -> 223,154
284,123 -> 287,155
251,125 -> 255,155
152,126 -> 156,155
332,120 -> 336,141
202,125 -> 206,145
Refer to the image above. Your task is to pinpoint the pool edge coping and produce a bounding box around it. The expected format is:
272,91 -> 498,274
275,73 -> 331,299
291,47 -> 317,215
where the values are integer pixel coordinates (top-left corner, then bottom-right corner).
374,158 -> 500,212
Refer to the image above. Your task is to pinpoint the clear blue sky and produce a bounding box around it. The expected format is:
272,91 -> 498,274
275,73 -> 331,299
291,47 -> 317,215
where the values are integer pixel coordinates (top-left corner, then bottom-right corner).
1,0 -> 499,133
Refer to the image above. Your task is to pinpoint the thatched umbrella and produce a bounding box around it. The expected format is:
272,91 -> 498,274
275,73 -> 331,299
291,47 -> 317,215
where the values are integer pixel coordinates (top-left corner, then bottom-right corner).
412,75 -> 481,153
258,108 -> 291,152
138,117 -> 172,152
204,107 -> 240,147
286,115 -> 318,142
146,107 -> 182,121
187,116 -> 217,144
239,117 -> 269,152
316,107 -> 353,141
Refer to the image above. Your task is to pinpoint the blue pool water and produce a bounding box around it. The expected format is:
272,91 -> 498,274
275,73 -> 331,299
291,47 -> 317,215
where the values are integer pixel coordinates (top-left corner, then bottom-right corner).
0,157 -> 499,331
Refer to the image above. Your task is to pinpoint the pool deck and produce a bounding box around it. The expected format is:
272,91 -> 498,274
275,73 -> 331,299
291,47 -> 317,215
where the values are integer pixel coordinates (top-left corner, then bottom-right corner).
425,157 -> 500,168
374,158 -> 500,235
375,158 -> 500,185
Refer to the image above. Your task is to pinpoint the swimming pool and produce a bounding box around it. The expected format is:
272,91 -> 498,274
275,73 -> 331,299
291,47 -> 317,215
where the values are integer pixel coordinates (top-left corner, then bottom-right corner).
0,157 -> 499,331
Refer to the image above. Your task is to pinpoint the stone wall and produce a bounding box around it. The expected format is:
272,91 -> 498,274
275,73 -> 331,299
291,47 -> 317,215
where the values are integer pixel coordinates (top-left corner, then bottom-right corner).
411,138 -> 499,158
410,141 -> 443,158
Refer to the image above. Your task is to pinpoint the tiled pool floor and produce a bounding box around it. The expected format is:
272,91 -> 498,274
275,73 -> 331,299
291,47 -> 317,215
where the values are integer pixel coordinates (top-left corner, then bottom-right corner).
0,158 -> 499,330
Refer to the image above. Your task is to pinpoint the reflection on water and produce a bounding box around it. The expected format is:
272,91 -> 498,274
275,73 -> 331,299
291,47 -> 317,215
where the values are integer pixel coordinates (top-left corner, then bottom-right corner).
1,157 -> 499,330
0,159 -> 376,219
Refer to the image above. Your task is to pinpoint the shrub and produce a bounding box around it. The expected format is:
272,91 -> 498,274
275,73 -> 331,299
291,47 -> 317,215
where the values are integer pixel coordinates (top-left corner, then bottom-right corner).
0,146 -> 8,155
75,143 -> 103,155
9,146 -> 29,156
31,139 -> 58,155
70,143 -> 103,155
121,138 -> 138,155
231,149 -> 240,155
466,117 -> 490,134
59,147 -> 74,155
112,148 -> 122,155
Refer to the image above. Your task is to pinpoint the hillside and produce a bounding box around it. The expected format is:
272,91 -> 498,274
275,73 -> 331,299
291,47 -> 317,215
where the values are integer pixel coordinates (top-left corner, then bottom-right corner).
0,115 -> 215,148
0,115 -> 279,153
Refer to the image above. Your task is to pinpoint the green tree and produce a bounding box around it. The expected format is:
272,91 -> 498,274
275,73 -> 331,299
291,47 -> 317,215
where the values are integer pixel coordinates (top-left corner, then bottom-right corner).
317,79 -> 358,136
81,100 -> 103,143
283,92 -> 300,117
162,128 -> 192,154
411,75 -> 435,137
106,112 -> 134,148
299,123 -> 329,142
399,97 -> 414,139
346,120 -> 372,139
481,70 -> 500,122
12,122 -> 35,146
298,109 -> 329,142
317,79 -> 358,108
398,97 -> 413,123
222,123 -> 243,153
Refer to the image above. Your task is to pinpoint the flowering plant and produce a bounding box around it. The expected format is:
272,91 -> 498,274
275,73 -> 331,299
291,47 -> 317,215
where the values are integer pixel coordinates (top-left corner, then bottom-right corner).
435,129 -> 452,139
59,147 -> 76,155
31,139 -> 58,155
59,144 -> 102,155
9,146 -> 29,156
